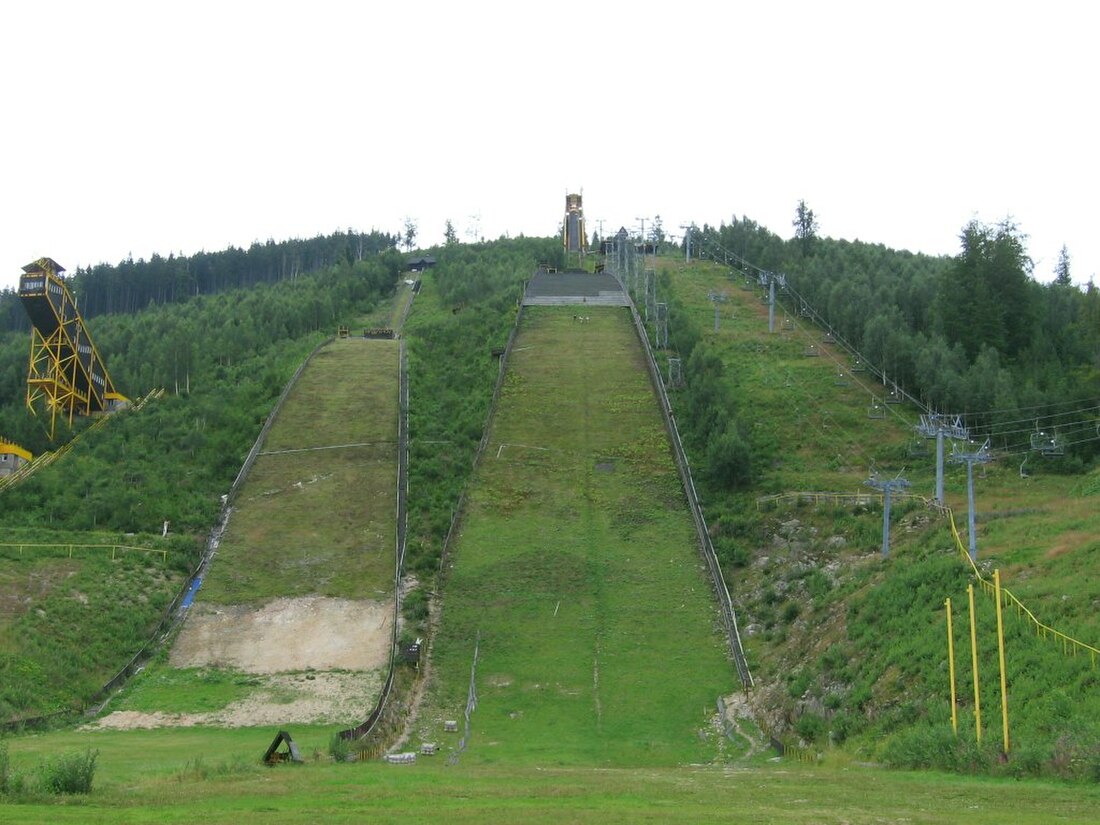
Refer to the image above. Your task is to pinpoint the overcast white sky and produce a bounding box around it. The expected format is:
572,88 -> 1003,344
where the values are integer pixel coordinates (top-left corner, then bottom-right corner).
1,1 -> 1095,291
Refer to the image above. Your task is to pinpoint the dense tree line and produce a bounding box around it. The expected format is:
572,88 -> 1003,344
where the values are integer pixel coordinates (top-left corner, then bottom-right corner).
690,216 -> 1100,464
404,236 -> 562,572
0,228 -> 400,332
0,254 -> 403,532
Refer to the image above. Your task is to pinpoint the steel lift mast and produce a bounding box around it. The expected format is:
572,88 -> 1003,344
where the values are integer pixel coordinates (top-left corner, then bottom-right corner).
18,257 -> 126,439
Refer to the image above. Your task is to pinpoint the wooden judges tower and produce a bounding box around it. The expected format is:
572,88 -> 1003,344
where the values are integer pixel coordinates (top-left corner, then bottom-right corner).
19,257 -> 126,439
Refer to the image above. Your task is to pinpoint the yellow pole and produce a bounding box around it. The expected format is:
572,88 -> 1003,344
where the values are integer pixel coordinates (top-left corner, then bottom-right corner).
994,569 -> 1010,755
946,597 -> 958,736
968,584 -> 982,743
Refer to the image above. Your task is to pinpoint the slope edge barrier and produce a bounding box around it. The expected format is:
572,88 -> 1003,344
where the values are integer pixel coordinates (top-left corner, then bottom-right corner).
384,293 -> 528,748
339,338 -> 409,741
618,288 -> 754,689
82,336 -> 336,720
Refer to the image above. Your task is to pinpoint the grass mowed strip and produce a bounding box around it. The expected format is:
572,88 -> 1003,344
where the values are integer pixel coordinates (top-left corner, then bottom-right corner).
419,306 -> 732,766
200,339 -> 400,604
5,726 -> 1100,823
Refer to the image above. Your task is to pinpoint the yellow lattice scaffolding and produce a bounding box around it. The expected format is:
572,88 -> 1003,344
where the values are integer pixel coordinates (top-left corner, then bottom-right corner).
18,257 -> 126,439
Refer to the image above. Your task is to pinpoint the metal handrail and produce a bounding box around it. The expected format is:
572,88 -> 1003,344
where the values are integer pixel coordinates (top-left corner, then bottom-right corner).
946,510 -> 1098,666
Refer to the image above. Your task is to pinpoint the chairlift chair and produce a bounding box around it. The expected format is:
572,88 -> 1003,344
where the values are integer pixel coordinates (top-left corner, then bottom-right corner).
867,398 -> 886,420
822,332 -> 836,344
851,357 -> 867,373
1030,428 -> 1064,457
834,369 -> 850,387
782,317 -> 794,331
885,386 -> 903,405
804,344 -> 820,357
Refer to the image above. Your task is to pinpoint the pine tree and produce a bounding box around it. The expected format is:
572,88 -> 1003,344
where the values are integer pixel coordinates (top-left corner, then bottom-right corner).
1054,244 -> 1072,286
792,199 -> 819,255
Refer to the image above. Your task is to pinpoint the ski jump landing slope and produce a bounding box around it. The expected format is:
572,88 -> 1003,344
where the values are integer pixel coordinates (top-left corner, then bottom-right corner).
417,306 -> 733,766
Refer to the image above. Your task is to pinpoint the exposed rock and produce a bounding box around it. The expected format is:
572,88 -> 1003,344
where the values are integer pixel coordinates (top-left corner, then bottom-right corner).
778,518 -> 802,538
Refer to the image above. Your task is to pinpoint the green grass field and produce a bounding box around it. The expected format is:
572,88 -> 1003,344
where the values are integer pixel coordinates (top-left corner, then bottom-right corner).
413,306 -> 735,766
200,338 -> 400,604
4,725 -> 1100,823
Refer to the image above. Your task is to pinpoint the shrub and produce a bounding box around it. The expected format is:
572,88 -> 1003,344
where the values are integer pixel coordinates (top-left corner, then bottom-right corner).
882,727 -> 992,773
38,749 -> 98,794
329,732 -> 351,763
781,601 -> 801,623
714,536 -> 750,568
402,587 -> 430,623
796,713 -> 828,743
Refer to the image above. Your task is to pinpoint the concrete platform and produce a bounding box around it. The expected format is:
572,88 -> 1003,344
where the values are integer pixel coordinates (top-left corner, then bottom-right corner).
523,270 -> 628,306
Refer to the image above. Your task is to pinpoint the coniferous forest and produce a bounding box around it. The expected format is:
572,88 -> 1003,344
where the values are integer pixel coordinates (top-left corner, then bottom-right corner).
0,235 -> 406,532
688,216 -> 1099,465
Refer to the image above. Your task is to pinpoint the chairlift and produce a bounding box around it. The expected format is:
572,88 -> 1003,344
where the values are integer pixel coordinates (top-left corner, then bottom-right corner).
851,357 -> 867,373
867,398 -> 886,420
1029,427 -> 1064,457
782,317 -> 794,331
804,344 -> 820,357
822,332 -> 836,344
799,302 -> 811,317
834,369 -> 850,387
885,386 -> 903,405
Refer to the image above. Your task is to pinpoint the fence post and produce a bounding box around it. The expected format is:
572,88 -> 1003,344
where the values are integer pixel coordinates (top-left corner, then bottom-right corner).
945,597 -> 957,736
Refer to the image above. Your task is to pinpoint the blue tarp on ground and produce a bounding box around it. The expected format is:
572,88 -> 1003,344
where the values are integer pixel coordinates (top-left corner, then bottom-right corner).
181,576 -> 203,608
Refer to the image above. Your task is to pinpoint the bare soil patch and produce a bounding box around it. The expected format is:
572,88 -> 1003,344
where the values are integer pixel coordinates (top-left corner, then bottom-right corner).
89,670 -> 382,730
171,595 -> 393,673
1045,530 -> 1093,560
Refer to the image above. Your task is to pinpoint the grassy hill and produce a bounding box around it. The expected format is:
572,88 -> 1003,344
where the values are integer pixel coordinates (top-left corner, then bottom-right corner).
199,337 -> 400,605
414,306 -> 734,766
0,531 -> 194,723
651,255 -> 1100,775
99,290 -> 413,730
2,236 -> 1099,817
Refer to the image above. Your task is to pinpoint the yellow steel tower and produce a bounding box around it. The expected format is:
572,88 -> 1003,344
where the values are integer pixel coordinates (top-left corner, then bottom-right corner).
19,257 -> 126,439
